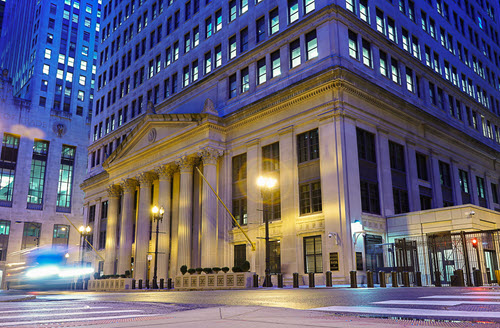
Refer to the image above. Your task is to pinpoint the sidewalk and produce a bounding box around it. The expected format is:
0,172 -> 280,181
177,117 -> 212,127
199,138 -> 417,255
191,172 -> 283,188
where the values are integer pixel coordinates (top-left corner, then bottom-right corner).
96,306 -> 500,328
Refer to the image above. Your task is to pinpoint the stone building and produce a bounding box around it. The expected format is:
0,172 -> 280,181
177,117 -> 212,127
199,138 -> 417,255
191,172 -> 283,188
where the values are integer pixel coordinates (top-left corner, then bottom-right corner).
83,0 -> 500,284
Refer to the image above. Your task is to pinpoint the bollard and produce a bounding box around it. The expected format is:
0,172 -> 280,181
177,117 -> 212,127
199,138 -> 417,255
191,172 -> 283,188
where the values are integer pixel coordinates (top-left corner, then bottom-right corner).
160,278 -> 164,289
415,272 -> 422,286
138,279 -> 143,289
434,271 -> 442,287
145,279 -> 150,289
403,271 -> 410,287
486,268 -> 492,285
132,279 -> 136,289
350,271 -> 357,288
454,269 -> 464,287
277,273 -> 283,288
152,279 -> 157,289
264,274 -> 272,287
293,272 -> 299,288
367,270 -> 374,288
167,278 -> 172,289
473,269 -> 483,286
325,271 -> 332,287
308,272 -> 315,288
378,271 -> 386,287
253,274 -> 259,288
391,271 -> 398,287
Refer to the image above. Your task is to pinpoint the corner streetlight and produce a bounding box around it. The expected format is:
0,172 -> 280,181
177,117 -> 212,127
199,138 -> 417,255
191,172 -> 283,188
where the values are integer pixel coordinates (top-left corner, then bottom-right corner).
78,225 -> 92,289
151,205 -> 165,289
257,175 -> 278,287
351,220 -> 365,272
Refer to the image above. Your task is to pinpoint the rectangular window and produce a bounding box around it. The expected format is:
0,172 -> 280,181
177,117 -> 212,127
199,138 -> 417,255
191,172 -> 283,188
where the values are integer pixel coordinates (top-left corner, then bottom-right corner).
379,50 -> 387,76
204,51 -> 212,74
270,8 -> 279,35
271,50 -> 281,78
376,9 -> 385,34
52,224 -> 70,247
0,134 -> 20,204
27,140 -> 49,207
492,183 -> 499,204
240,0 -> 248,14
183,65 -> 190,87
99,201 -> 108,249
406,67 -> 413,92
359,0 -> 369,22
362,39 -> 371,67
216,9 -> 222,31
477,176 -> 486,203
229,35 -> 237,59
215,44 -> 222,67
391,58 -> 399,84
191,60 -> 198,82
240,27 -> 248,52
290,39 -> 301,68
387,17 -> 396,42
356,128 -> 376,163
348,30 -> 358,58
306,30 -> 318,60
297,129 -> 319,163
56,145 -> 76,210
256,16 -> 265,43
299,181 -> 322,215
257,58 -> 266,85
304,236 -> 322,273
229,74 -> 237,98
0,220 -> 10,260
416,153 -> 428,181
234,244 -> 246,267
241,67 -> 249,93
389,141 -> 405,172
304,0 -> 315,14
205,16 -> 212,38
229,0 -> 237,21
22,222 -> 41,249
288,0 -> 299,23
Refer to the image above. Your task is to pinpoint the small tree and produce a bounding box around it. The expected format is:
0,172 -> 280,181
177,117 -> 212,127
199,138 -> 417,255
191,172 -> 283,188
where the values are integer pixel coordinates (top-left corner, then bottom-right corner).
125,270 -> 131,278
195,267 -> 203,274
221,267 -> 230,273
188,268 -> 196,275
212,267 -> 221,273
241,260 -> 250,272
202,267 -> 213,274
180,265 -> 188,275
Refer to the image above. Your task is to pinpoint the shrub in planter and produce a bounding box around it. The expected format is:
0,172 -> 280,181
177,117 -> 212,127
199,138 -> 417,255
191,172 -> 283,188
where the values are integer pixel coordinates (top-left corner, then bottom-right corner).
180,265 -> 188,275
212,267 -> 221,274
120,274 -> 126,278
241,260 -> 250,272
195,267 -> 203,274
231,266 -> 243,273
202,267 -> 213,274
125,270 -> 131,278
187,268 -> 196,275
221,267 -> 230,273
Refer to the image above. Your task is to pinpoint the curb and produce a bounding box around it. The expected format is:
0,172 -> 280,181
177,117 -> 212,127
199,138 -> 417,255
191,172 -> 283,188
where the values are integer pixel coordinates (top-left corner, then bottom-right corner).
0,295 -> 36,302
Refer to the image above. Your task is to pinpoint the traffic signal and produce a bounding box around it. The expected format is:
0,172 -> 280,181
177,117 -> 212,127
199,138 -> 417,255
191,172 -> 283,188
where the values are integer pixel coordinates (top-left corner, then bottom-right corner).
471,237 -> 478,248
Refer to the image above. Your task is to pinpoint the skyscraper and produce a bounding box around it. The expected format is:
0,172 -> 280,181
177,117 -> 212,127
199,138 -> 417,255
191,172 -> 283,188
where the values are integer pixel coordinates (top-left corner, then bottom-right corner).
0,0 -> 100,288
83,0 -> 500,286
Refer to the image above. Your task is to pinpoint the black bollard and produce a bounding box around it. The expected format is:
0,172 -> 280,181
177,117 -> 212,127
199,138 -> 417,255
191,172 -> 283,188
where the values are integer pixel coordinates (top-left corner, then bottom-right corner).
293,272 -> 299,288
391,271 -> 398,287
253,273 -> 259,288
486,268 -> 492,285
403,271 -> 410,287
473,269 -> 483,286
367,270 -> 374,288
277,273 -> 283,288
326,271 -> 332,287
434,271 -> 442,287
145,279 -> 150,289
160,278 -> 164,289
350,271 -> 357,288
379,271 -> 386,287
132,279 -> 136,289
138,279 -> 143,289
152,279 -> 157,289
308,272 -> 315,288
415,272 -> 422,286
454,270 -> 464,287
264,274 -> 272,287
167,278 -> 172,289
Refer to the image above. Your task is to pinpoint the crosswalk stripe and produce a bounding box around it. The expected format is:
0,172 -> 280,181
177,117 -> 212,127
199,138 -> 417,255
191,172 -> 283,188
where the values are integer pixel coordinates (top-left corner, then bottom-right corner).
309,306 -> 500,318
373,300 -> 500,306
466,292 -> 500,295
0,314 -> 157,327
0,310 -> 144,320
0,307 -> 109,313
421,295 -> 500,299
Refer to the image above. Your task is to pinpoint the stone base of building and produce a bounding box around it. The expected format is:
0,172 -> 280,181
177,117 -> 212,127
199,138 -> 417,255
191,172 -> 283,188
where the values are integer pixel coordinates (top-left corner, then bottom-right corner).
88,278 -> 133,291
175,272 -> 254,290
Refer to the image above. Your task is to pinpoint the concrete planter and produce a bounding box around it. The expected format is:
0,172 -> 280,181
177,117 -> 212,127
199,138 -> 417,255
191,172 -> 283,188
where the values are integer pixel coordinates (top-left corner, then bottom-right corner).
175,272 -> 254,290
87,278 -> 133,291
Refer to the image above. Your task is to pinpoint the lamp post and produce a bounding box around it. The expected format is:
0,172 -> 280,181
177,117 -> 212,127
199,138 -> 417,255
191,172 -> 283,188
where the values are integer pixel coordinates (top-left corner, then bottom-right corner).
78,225 -> 91,289
257,175 -> 278,287
151,205 -> 164,289
351,220 -> 365,272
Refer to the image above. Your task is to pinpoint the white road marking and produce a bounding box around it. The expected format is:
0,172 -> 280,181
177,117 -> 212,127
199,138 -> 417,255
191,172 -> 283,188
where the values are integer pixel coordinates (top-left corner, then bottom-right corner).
421,295 -> 500,299
0,307 -> 109,313
0,310 -> 144,320
373,300 -> 500,306
309,306 -> 500,318
466,292 -> 500,295
0,314 -> 157,327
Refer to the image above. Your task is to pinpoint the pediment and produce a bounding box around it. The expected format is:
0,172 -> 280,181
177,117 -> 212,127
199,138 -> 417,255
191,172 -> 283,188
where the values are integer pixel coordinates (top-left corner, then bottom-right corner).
104,113 -> 204,166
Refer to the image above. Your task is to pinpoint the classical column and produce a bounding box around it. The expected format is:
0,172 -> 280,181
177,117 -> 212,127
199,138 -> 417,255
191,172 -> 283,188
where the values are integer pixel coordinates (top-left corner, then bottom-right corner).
117,178 -> 138,275
175,156 -> 194,270
104,184 -> 121,275
155,164 -> 175,279
134,172 -> 155,281
377,130 -> 394,216
198,147 -> 223,268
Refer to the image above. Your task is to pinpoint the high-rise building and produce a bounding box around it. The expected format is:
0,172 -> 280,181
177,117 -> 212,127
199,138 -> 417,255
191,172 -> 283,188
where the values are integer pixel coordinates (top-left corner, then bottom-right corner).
0,0 -> 100,288
83,0 -> 500,286
0,1 -> 6,36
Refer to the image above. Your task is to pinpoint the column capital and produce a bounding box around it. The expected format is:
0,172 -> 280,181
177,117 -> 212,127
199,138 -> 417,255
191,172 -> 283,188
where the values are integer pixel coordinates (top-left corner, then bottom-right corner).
107,184 -> 122,198
136,172 -> 156,187
121,178 -> 138,193
155,164 -> 176,180
175,155 -> 195,173
198,147 -> 223,166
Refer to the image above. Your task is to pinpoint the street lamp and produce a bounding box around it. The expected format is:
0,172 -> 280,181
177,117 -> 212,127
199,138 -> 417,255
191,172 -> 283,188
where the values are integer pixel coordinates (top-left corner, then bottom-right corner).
78,225 -> 91,289
257,175 -> 278,287
151,205 -> 164,289
351,220 -> 365,272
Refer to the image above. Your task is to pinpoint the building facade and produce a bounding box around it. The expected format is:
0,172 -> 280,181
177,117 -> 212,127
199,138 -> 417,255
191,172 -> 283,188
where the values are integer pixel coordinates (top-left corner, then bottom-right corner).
83,0 -> 500,284
0,0 -> 100,287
